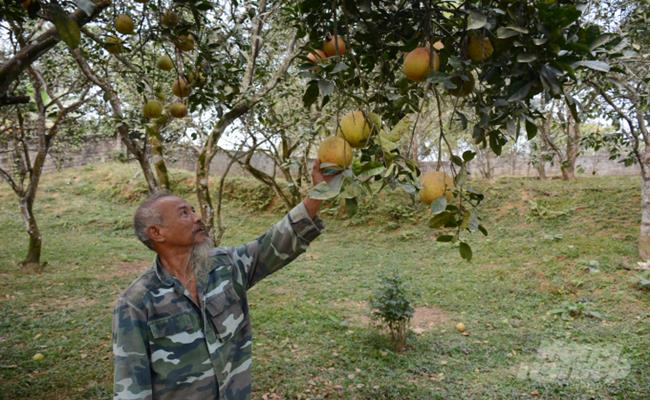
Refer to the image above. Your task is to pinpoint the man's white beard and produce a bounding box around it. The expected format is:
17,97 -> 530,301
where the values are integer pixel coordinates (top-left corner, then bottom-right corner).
188,238 -> 213,284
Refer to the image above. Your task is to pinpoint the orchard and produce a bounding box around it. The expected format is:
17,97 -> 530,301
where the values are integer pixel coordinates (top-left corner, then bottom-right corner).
0,1 -> 649,397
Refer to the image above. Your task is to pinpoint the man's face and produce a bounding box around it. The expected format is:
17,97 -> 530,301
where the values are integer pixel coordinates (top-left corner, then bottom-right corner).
151,196 -> 209,249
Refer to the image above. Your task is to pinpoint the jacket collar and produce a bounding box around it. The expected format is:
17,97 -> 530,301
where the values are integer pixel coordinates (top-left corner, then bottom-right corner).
153,255 -> 176,287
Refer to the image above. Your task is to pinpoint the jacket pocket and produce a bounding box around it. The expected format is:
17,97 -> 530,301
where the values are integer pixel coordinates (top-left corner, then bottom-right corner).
148,312 -> 197,339
205,284 -> 246,341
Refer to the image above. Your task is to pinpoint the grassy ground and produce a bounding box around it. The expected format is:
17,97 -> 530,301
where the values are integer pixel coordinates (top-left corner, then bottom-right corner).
0,162 -> 648,399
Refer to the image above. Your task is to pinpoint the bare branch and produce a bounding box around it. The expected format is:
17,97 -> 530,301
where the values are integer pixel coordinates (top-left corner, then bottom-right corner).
0,166 -> 20,195
241,0 -> 268,93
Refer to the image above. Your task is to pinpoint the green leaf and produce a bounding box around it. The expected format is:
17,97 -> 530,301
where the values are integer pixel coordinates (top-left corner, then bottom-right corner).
570,60 -> 610,72
307,174 -> 344,200
455,110 -> 468,130
331,62 -> 348,74
525,119 -> 538,140
462,150 -> 475,162
496,26 -> 528,39
51,6 -> 81,49
459,242 -> 472,261
345,197 -> 358,217
302,81 -> 319,108
489,133 -> 503,156
478,225 -> 488,236
430,197 -> 447,214
318,79 -> 335,97
429,212 -> 453,228
73,0 -> 95,16
451,155 -> 463,166
436,235 -> 454,242
357,165 -> 385,180
517,53 -> 537,63
508,82 -> 532,102
467,10 -> 487,30
589,34 -> 614,51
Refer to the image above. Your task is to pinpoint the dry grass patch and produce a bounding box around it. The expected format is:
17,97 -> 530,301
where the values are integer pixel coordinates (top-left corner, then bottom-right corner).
337,301 -> 450,333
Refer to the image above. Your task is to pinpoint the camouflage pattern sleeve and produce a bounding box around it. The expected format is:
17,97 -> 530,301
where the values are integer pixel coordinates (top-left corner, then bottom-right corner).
228,201 -> 324,290
112,297 -> 153,400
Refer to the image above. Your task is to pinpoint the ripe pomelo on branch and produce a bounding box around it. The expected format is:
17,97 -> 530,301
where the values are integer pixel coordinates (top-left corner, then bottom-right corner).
156,55 -> 174,71
104,36 -> 123,54
467,34 -> 494,62
448,73 -> 475,97
337,111 -> 374,148
317,136 -> 352,169
420,170 -> 454,204
169,102 -> 188,118
188,70 -> 206,86
115,14 -> 135,35
403,47 -> 440,82
175,34 -> 195,52
172,77 -> 191,97
143,100 -> 163,119
160,10 -> 179,28
322,34 -> 345,57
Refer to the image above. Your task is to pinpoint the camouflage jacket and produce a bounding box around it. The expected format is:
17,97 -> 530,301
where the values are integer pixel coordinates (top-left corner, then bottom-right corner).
112,203 -> 323,400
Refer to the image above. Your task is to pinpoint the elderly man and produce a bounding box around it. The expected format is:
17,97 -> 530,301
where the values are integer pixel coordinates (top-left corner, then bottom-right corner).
113,162 -> 329,400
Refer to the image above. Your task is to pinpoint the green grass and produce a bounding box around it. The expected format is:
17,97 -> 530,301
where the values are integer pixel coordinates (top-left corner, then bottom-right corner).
0,162 -> 648,399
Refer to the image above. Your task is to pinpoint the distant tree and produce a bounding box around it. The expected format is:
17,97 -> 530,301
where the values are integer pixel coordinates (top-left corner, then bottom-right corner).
0,48 -> 90,268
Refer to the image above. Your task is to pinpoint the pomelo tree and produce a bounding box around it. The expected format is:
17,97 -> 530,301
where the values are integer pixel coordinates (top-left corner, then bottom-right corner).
287,0 -> 624,259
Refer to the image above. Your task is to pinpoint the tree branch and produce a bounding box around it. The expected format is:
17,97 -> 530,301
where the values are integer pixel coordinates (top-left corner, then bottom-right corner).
0,0 -> 111,97
241,0 -> 267,93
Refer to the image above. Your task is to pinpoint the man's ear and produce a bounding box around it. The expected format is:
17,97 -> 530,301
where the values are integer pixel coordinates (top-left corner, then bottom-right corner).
147,225 -> 165,244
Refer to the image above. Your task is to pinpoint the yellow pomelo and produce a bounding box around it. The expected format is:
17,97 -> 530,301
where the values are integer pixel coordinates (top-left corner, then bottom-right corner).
160,10 -> 179,28
455,322 -> 465,333
420,170 -> 454,204
322,35 -> 346,57
143,100 -> 163,119
188,70 -> 206,86
157,55 -> 174,71
403,47 -> 440,82
467,34 -> 494,62
317,136 -> 352,168
32,353 -> 45,361
169,102 -> 188,118
172,77 -> 191,97
115,14 -> 135,35
175,34 -> 195,52
337,111 -> 373,148
104,36 -> 123,54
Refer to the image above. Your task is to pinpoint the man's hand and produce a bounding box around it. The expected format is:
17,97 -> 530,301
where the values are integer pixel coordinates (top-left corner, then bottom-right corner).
303,159 -> 339,218
311,159 -> 337,185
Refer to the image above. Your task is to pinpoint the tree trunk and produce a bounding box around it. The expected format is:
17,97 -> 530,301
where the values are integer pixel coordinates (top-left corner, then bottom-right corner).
147,125 -> 170,190
561,110 -> 580,180
19,196 -> 41,267
639,145 -> 650,259
196,150 -> 215,240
